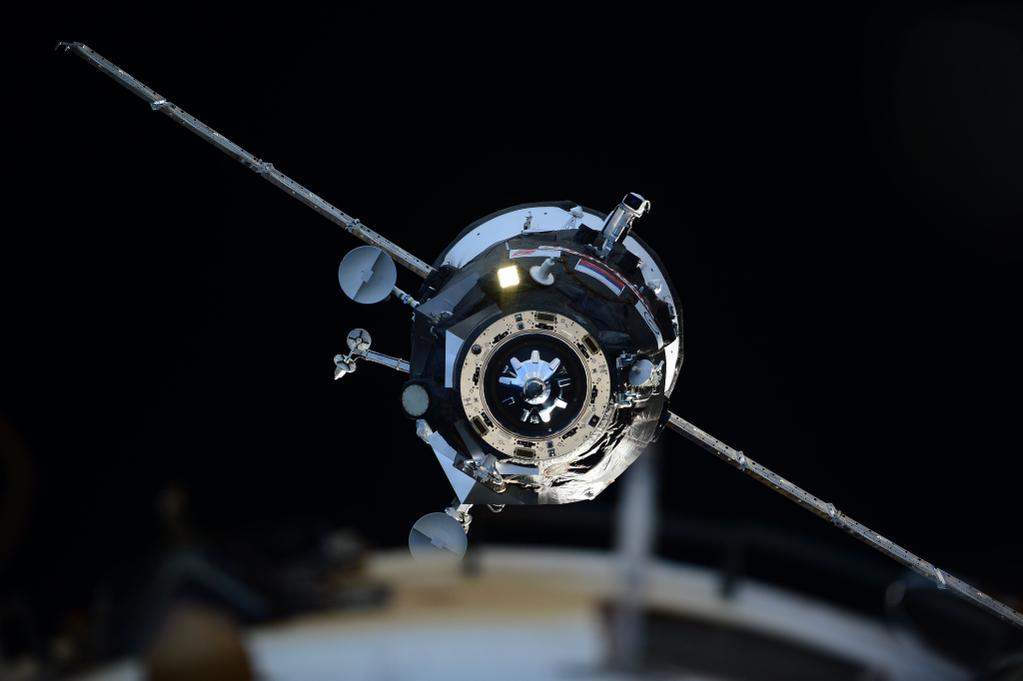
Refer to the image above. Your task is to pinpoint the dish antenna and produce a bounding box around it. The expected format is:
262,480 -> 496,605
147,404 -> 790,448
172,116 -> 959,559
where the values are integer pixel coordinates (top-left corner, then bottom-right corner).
338,246 -> 398,304
408,512 -> 468,561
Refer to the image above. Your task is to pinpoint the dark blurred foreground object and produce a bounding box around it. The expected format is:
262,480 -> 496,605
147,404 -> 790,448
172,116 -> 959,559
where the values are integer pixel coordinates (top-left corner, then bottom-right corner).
105,485 -> 384,658
145,605 -> 252,681
0,418 -> 37,679
0,417 -> 33,568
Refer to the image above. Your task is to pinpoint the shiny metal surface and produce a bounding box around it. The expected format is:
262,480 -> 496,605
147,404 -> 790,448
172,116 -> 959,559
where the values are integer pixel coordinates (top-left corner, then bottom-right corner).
458,311 -> 613,461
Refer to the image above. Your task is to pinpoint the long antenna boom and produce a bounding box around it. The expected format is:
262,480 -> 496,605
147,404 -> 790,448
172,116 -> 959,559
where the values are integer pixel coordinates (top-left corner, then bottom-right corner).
666,411 -> 1023,629
58,42 -> 434,279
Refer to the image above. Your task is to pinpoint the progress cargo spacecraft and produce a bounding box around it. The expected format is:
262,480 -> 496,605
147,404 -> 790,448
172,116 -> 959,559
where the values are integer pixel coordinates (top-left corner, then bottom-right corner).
59,42 -> 1022,629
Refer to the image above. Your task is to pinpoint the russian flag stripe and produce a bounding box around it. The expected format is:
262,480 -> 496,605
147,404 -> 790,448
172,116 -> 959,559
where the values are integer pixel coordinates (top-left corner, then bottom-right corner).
574,257 -> 626,295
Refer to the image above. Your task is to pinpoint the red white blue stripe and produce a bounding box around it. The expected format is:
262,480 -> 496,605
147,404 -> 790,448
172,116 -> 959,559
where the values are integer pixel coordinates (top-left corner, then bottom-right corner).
574,257 -> 626,296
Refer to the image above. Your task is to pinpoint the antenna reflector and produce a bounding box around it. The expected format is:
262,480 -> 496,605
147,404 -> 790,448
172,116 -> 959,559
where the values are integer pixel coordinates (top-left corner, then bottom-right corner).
346,328 -> 372,353
409,512 -> 467,561
338,246 -> 397,304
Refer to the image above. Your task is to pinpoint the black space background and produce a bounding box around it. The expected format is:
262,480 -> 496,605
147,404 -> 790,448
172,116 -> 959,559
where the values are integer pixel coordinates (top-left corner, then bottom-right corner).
4,3 -> 1023,637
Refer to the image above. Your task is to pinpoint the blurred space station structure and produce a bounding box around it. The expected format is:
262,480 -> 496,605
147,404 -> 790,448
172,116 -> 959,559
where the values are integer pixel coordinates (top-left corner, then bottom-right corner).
58,42 -> 1022,633
63,552 -> 984,681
